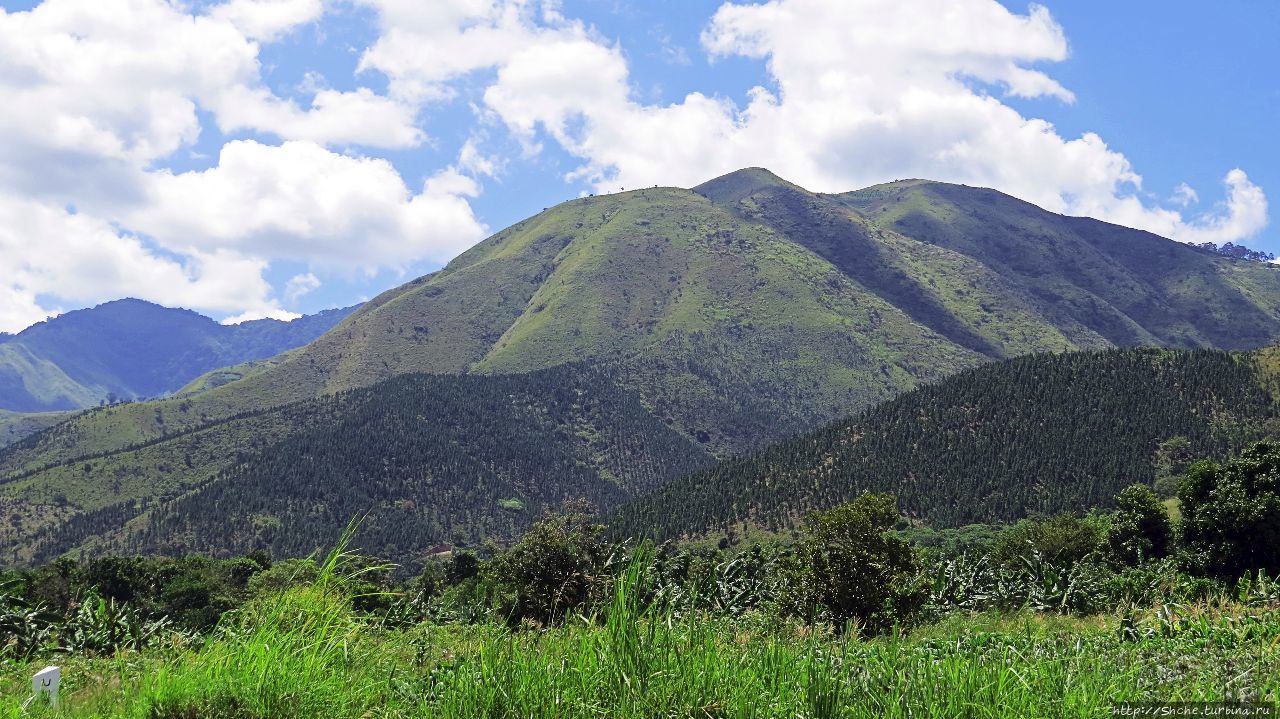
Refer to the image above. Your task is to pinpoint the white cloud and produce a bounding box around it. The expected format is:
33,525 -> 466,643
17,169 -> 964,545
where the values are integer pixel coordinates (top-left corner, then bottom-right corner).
0,0 -> 480,331
458,137 -> 503,178
466,0 -> 1268,244
212,85 -> 426,150
131,140 -> 487,269
208,0 -> 323,42
1171,182 -> 1199,207
222,307 -> 302,324
0,0 -> 420,200
284,272 -> 322,303
0,195 -> 282,332
1122,170 -> 1269,246
354,0 -> 582,103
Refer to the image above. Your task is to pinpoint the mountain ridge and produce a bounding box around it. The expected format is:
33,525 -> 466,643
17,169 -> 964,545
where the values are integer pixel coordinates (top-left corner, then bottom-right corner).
0,299 -> 357,412
7,168 -> 1280,468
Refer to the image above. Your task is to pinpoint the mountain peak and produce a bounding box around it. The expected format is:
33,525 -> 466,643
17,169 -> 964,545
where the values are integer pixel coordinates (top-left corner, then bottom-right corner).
692,167 -> 798,204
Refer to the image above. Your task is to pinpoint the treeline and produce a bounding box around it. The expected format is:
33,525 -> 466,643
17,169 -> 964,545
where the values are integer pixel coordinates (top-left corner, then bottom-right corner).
1196,241 -> 1277,263
61,364 -> 711,567
610,348 -> 1280,540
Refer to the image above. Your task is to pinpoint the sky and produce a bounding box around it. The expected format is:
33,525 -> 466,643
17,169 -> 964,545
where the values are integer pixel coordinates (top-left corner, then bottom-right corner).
0,0 -> 1275,333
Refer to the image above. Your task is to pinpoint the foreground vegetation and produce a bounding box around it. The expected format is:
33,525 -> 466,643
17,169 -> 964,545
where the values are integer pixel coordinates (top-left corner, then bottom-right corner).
4,441 -> 1280,715
3,554 -> 1277,718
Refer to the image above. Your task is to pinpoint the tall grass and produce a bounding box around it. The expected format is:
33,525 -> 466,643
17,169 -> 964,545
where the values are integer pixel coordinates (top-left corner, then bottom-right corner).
4,546 -> 1277,718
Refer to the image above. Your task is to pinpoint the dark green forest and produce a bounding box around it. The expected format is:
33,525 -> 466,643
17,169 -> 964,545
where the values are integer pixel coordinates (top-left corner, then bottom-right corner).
20,364 -> 711,567
611,348 -> 1280,540
13,347 -> 1280,568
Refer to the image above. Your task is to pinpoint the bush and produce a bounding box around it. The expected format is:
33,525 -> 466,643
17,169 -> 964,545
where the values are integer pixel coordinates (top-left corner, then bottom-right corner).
1106,484 -> 1173,566
248,558 -> 320,597
784,492 -> 926,634
992,512 -> 1105,570
1179,442 -> 1280,578
486,501 -> 608,625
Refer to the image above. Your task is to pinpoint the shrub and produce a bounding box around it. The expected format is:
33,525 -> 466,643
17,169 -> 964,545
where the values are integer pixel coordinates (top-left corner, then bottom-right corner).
992,512 -> 1105,570
485,501 -> 608,625
248,558 -> 320,597
1106,484 -> 1173,566
785,492 -> 926,634
1178,441 -> 1280,578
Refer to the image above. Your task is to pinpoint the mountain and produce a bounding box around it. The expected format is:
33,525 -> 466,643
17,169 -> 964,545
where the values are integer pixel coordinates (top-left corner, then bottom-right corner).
0,299 -> 357,412
609,347 -> 1280,541
1,364 -> 711,567
7,168 -> 1280,563
8,169 -> 1280,473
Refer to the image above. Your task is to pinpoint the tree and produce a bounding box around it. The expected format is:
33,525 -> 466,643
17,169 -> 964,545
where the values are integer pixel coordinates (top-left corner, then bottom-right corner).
444,552 -> 479,585
1178,442 -> 1280,578
788,492 -> 925,634
1153,436 -> 1195,498
486,500 -> 606,625
1105,485 -> 1172,566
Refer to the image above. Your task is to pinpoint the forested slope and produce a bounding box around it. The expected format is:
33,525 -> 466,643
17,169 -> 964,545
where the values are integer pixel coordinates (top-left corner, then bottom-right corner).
610,348 -> 1280,540
2,364 -> 711,566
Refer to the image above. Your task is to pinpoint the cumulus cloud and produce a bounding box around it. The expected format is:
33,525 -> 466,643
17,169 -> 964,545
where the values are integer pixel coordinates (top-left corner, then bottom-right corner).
354,0 -> 572,103
0,0 -> 421,178
1171,182 -> 1199,207
131,140 -> 487,269
0,195 -> 282,332
208,0 -> 323,42
453,0 -> 1267,244
0,0 -> 481,331
283,272 -> 322,303
1124,170 -> 1269,246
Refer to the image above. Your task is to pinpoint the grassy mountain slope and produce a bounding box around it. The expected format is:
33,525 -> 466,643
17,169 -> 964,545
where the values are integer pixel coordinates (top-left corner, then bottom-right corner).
832,180 -> 1280,349
610,347 -> 1280,541
0,364 -> 712,566
0,343 -> 98,410
0,300 -> 355,412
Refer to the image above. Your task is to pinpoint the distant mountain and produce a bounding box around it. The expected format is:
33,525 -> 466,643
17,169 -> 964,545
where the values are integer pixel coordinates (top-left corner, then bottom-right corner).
0,300 -> 356,412
7,168 -> 1280,564
0,410 -> 69,450
2,364 -> 711,567
609,347 -> 1280,541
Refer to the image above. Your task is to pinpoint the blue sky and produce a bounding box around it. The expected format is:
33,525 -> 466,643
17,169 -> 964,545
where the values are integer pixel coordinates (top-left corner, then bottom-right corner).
0,0 -> 1275,331
996,1 -> 1278,236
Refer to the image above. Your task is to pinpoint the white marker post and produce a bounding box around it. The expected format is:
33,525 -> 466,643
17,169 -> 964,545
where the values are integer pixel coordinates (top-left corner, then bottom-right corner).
32,665 -> 60,709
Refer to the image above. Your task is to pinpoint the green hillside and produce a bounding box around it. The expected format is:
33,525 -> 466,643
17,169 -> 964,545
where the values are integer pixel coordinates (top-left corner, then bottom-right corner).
0,299 -> 355,412
609,347 -> 1280,541
9,169 -> 1280,479
1,364 -> 711,567
832,179 -> 1280,350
